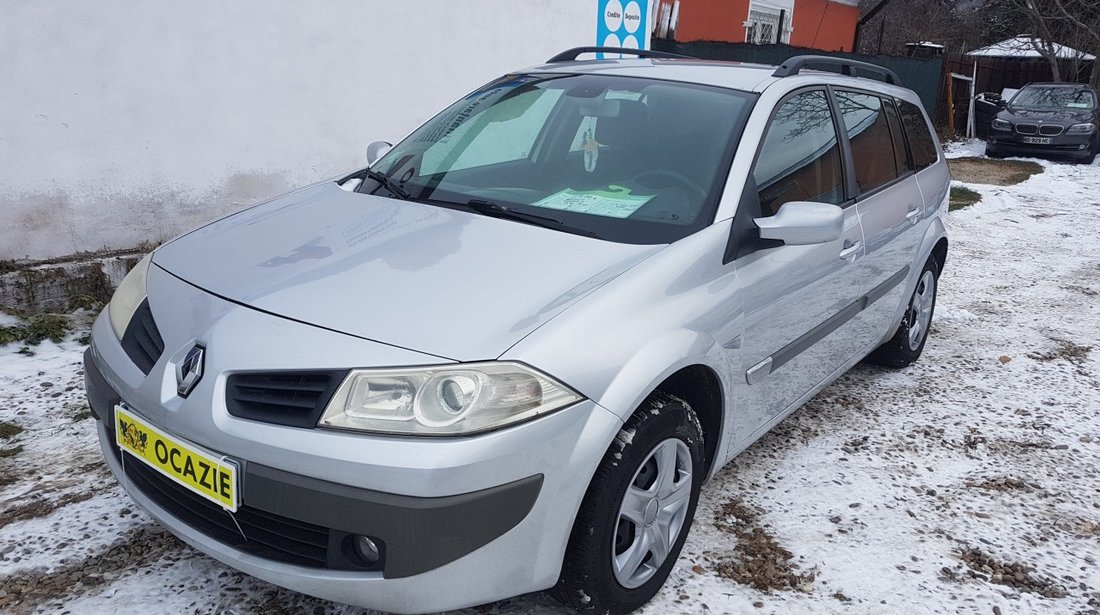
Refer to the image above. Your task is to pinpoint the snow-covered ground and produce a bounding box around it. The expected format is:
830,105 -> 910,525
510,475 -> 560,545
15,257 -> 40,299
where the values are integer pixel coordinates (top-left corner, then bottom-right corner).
2,150 -> 1099,614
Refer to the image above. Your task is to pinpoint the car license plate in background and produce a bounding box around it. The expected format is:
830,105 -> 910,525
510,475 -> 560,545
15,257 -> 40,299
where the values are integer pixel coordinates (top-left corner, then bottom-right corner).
115,405 -> 239,511
1022,136 -> 1052,144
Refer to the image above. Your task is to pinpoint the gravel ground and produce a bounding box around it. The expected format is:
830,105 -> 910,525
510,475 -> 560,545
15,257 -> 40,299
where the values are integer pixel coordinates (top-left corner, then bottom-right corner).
0,150 -> 1098,614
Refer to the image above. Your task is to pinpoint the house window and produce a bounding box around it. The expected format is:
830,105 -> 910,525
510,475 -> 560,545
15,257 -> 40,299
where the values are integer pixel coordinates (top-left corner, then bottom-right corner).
744,4 -> 791,45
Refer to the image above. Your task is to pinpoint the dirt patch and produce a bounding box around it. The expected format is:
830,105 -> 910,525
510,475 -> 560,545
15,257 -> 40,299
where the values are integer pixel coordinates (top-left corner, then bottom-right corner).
0,488 -> 107,529
949,186 -> 982,211
0,421 -> 23,439
966,477 -> 1041,493
713,499 -> 816,593
948,157 -> 1044,186
1027,339 -> 1093,365
955,547 -> 1067,598
0,525 -> 182,614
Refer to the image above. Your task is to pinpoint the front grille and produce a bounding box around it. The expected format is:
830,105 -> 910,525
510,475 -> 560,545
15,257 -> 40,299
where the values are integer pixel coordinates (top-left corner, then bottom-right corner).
1015,123 -> 1038,135
120,299 -> 165,375
106,426 -> 381,571
226,370 -> 348,428
1039,124 -> 1064,136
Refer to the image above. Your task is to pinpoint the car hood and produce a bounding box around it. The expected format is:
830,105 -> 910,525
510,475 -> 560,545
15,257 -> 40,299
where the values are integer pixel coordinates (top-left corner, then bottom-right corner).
153,182 -> 662,362
1000,107 -> 1094,124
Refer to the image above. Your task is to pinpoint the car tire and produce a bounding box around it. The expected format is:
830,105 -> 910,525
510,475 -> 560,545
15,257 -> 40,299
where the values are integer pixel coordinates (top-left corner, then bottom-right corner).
985,144 -> 1005,159
864,257 -> 940,368
553,392 -> 704,615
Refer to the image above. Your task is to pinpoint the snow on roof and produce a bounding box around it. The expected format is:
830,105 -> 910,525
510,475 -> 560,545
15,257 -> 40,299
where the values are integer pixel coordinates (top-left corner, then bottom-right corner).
907,41 -> 945,49
967,35 -> 1096,60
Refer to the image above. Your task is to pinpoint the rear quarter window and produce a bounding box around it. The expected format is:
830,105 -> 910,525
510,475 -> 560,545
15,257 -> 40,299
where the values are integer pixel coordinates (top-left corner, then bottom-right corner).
898,100 -> 939,171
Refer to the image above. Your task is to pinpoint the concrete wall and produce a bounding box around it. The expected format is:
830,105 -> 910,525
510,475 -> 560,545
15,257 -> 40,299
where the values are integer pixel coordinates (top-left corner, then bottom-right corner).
0,1 -> 601,260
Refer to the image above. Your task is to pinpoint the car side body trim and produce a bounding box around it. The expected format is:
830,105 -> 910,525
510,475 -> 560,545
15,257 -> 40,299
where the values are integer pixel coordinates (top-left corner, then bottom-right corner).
746,265 -> 910,384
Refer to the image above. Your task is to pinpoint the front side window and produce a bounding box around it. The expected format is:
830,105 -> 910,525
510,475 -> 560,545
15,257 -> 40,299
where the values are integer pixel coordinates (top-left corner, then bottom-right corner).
368,74 -> 756,244
836,91 -> 900,194
753,89 -> 845,217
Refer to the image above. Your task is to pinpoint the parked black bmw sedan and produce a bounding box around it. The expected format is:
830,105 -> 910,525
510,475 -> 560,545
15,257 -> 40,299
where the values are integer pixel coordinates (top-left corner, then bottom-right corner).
985,82 -> 1098,163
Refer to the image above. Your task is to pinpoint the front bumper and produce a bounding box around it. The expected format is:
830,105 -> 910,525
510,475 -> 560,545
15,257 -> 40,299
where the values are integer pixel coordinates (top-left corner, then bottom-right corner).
987,130 -> 1095,158
84,268 -> 624,613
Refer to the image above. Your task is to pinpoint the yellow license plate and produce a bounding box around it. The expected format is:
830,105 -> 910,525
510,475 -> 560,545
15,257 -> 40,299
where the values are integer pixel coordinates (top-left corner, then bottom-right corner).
115,405 -> 239,511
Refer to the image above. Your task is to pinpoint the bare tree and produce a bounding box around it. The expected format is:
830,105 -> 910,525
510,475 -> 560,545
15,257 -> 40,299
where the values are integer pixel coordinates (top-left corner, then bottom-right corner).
995,0 -> 1099,84
1049,0 -> 1100,88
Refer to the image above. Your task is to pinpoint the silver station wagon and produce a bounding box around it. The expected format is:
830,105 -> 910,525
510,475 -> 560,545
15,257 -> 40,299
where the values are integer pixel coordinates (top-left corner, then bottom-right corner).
84,48 -> 949,614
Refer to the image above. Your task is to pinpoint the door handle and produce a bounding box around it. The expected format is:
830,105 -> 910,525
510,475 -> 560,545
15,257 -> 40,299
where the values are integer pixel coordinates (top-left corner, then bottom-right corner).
906,207 -> 921,223
839,240 -> 862,259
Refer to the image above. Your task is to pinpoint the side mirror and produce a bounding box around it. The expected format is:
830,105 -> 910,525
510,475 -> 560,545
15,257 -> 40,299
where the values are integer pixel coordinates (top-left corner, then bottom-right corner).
754,201 -> 844,245
366,141 -> 393,167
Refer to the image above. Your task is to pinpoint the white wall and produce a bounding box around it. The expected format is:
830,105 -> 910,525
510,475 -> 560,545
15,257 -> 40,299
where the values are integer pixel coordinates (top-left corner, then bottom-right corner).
0,1 -> 598,260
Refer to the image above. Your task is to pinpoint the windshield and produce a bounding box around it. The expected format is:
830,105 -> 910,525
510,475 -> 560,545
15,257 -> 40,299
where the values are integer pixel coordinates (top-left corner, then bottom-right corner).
1009,86 -> 1096,110
365,73 -> 756,244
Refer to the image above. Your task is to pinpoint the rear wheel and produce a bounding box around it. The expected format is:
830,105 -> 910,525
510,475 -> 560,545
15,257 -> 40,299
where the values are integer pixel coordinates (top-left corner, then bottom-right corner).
864,258 -> 939,368
553,392 -> 704,614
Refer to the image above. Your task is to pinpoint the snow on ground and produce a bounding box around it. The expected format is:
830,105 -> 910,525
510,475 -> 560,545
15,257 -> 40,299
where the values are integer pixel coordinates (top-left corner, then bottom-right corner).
2,156 -> 1100,614
944,138 -> 989,159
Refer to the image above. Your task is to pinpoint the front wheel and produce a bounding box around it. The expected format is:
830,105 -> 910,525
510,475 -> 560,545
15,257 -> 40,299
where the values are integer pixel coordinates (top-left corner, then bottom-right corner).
553,392 -> 704,614
864,258 -> 939,368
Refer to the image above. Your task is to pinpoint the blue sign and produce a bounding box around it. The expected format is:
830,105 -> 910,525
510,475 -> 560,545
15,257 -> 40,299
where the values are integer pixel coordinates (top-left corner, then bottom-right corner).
596,0 -> 648,57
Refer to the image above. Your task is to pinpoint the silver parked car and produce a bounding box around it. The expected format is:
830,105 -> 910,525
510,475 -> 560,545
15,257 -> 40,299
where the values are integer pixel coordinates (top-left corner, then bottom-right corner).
85,49 -> 949,614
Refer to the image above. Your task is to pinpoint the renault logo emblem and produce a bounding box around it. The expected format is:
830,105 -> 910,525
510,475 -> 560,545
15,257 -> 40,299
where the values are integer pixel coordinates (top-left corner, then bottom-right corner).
176,345 -> 205,398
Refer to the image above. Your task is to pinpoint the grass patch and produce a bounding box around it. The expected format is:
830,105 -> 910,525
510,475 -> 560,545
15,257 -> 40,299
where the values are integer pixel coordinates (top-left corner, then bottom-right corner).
0,421 -> 23,439
947,157 -> 1044,186
949,186 -> 982,211
0,313 -> 73,346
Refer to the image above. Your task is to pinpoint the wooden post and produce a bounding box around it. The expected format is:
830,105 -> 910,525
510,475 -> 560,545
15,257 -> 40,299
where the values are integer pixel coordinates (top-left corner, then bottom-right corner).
946,70 -> 955,135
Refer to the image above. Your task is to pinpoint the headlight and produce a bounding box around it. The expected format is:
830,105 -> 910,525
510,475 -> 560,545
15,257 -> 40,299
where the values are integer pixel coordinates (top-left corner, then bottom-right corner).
991,118 -> 1012,131
318,362 -> 583,436
1068,122 -> 1097,134
108,253 -> 152,339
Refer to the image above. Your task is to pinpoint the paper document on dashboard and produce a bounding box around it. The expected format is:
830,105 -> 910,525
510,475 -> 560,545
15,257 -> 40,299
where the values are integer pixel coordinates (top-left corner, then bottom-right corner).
533,185 -> 654,218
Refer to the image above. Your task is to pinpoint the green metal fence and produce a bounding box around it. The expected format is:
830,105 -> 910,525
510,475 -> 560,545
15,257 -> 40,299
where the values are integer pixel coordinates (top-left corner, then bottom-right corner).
653,40 -> 945,118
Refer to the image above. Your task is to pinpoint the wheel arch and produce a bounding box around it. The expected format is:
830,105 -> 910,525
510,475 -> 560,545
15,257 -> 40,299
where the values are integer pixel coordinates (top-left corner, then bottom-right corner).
587,329 -> 728,481
650,365 -> 724,480
931,236 -> 949,275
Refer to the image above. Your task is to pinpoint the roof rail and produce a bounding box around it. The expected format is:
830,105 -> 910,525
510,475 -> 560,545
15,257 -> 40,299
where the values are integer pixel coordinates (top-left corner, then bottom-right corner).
547,47 -> 693,63
772,55 -> 901,85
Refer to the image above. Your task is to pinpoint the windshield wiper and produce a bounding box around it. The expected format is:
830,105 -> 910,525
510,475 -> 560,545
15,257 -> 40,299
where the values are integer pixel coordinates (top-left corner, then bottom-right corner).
464,199 -> 565,230
364,169 -> 411,200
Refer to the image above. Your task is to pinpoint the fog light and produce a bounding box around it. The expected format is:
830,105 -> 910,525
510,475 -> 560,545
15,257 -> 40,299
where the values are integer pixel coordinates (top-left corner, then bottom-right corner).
354,535 -> 381,564
1079,144 -> 1087,150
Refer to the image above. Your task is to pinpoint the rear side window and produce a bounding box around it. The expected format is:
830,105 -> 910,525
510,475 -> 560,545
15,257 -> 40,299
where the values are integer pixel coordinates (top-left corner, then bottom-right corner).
753,90 -> 845,217
836,91 -> 899,194
897,100 -> 939,171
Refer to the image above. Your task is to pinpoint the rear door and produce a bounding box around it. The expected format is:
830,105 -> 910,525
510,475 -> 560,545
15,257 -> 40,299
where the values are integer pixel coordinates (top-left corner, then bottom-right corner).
834,89 -> 927,347
730,88 -> 867,441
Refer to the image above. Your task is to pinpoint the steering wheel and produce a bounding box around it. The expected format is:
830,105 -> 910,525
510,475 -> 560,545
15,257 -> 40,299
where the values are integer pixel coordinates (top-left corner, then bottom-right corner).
630,169 -> 707,202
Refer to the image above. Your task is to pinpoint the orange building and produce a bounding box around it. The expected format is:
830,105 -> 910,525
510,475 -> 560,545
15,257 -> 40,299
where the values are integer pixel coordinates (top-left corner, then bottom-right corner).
652,0 -> 860,52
